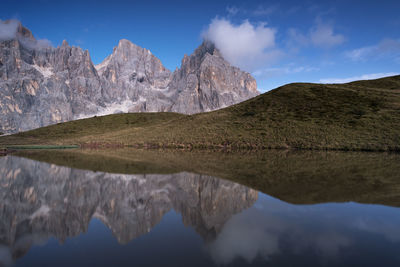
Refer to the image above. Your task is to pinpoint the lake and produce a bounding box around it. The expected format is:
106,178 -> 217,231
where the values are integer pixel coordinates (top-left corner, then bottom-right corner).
0,149 -> 400,266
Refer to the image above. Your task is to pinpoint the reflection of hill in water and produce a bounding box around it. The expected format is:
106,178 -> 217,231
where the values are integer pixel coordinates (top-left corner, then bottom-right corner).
0,156 -> 257,261
17,149 -> 400,207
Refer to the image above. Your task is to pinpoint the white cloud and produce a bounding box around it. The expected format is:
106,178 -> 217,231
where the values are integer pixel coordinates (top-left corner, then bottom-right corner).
319,72 -> 400,84
202,18 -> 282,71
345,38 -> 400,62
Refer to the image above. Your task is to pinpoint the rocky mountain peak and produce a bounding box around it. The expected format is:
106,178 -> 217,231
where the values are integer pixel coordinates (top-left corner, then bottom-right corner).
0,21 -> 260,133
167,40 -> 259,114
117,38 -> 140,49
195,40 -> 217,57
61,39 -> 69,47
15,21 -> 35,41
114,39 -> 138,56
180,40 -> 218,69
2,19 -> 35,41
96,39 -> 170,85
110,39 -> 157,64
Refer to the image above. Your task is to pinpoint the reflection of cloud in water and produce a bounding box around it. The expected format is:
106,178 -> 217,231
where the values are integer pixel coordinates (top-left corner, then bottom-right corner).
208,195 -> 400,265
352,215 -> 400,243
208,209 -> 282,264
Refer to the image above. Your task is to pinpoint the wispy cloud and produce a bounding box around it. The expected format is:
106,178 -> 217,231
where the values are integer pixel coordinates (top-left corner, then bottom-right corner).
253,4 -> 279,16
309,18 -> 345,47
226,6 -> 239,17
345,38 -> 400,62
286,6 -> 300,15
202,18 -> 283,72
287,18 -> 345,49
319,72 -> 400,84
287,28 -> 309,51
253,65 -> 319,79
19,38 -> 51,50
75,39 -> 84,45
224,4 -> 280,18
0,19 -> 51,49
0,19 -> 19,41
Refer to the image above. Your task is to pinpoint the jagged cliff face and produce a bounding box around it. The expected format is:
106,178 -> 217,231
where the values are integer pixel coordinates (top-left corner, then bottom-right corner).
0,156 -> 258,261
0,20 -> 259,133
168,41 -> 258,113
95,39 -> 173,112
0,22 -> 103,132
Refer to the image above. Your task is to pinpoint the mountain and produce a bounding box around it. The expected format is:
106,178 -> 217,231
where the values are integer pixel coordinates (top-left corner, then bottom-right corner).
0,20 -> 259,133
166,41 -> 258,113
95,39 -> 173,112
2,75 -> 399,151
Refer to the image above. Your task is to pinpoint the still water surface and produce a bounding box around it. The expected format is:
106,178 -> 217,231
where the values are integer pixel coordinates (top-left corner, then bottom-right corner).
1,151 -> 400,266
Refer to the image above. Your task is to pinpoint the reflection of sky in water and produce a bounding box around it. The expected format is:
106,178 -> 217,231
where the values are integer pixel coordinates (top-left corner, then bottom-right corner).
7,193 -> 400,267
208,193 -> 400,266
14,211 -> 209,267
1,155 -> 400,267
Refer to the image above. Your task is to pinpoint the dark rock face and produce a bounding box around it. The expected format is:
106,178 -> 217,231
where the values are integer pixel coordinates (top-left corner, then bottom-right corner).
0,156 -> 257,263
0,21 -> 259,133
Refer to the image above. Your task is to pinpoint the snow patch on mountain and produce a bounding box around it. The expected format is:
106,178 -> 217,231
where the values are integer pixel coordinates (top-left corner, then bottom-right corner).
32,64 -> 54,78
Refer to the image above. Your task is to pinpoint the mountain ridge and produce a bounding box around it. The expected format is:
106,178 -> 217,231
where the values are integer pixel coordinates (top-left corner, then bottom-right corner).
1,74 -> 399,151
0,20 -> 259,133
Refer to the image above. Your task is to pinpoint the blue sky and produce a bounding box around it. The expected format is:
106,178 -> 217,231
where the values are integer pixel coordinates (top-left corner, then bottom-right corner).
1,0 -> 399,92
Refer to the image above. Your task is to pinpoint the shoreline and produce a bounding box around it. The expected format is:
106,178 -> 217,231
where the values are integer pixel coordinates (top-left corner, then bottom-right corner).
2,142 -> 399,153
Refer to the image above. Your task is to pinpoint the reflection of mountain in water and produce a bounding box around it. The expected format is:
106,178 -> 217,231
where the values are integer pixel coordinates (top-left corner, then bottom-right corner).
0,156 -> 257,262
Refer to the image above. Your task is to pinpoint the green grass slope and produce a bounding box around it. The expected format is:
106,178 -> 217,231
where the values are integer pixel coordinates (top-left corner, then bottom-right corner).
1,75 -> 400,151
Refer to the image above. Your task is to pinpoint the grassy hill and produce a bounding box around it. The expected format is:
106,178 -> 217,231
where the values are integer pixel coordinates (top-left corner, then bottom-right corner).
1,75 -> 400,151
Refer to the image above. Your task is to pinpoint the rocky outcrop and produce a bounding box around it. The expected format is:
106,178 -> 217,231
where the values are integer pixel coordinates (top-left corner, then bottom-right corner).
0,20 -> 259,133
95,39 -> 173,112
0,22 -> 103,132
168,41 -> 258,113
0,155 -> 257,263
